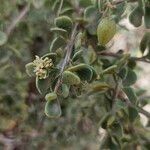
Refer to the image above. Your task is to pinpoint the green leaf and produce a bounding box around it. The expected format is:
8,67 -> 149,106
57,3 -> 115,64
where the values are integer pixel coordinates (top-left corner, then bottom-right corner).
90,66 -> 98,81
128,106 -> 138,122
51,0 -> 60,11
123,87 -> 137,104
112,2 -> 126,23
116,53 -> 130,69
100,113 -> 110,129
84,6 -> 97,22
83,46 -> 97,64
127,59 -> 136,69
129,6 -> 143,27
123,68 -> 137,86
50,27 -> 68,37
52,0 -> 72,15
67,64 -> 93,81
138,0 -> 144,11
116,109 -> 128,121
42,52 -> 57,63
140,32 -> 150,54
107,116 -> 115,127
74,32 -> 83,49
25,62 -> 35,77
118,67 -> 127,79
116,101 -> 126,110
0,31 -> 7,46
91,82 -> 110,93
110,136 -> 121,150
49,36 -> 66,52
79,0 -> 92,7
44,100 -> 61,118
62,71 -> 81,85
75,17 -> 87,25
45,92 -> 57,101
72,49 -> 83,62
144,6 -> 150,28
101,65 -> 117,75
55,16 -> 73,32
121,135 -> 132,143
84,6 -> 100,35
97,18 -> 116,46
61,84 -> 70,98
60,7 -> 74,15
36,77 -> 51,95
111,122 -> 123,137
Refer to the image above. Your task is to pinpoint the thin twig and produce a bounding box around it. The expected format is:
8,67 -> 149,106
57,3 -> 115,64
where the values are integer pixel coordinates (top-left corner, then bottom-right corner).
97,51 -> 150,63
126,102 -> 150,119
131,56 -> 150,63
138,96 -> 150,102
6,5 -> 29,37
116,89 -> 150,118
54,23 -> 78,93
136,106 -> 150,118
60,23 -> 78,73
119,90 -> 150,118
112,75 -> 120,112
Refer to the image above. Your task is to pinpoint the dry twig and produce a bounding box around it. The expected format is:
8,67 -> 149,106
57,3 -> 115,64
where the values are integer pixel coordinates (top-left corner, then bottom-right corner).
6,5 -> 29,37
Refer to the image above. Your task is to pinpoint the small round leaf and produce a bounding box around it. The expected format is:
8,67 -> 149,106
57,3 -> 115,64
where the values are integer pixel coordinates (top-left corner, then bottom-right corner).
45,92 -> 57,101
67,64 -> 94,81
61,84 -> 70,98
55,16 -> 73,32
25,62 -> 35,77
129,6 -> 143,27
62,71 -> 81,85
123,68 -> 137,86
97,18 -> 116,46
144,6 -> 150,29
45,100 -> 61,118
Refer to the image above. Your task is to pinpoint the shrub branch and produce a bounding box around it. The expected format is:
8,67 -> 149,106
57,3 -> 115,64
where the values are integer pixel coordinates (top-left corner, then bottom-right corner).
54,23 -> 78,93
6,5 -> 29,37
97,51 -> 150,63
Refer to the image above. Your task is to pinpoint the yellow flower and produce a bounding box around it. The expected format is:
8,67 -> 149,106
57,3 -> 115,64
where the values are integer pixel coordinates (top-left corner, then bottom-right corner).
33,56 -> 53,79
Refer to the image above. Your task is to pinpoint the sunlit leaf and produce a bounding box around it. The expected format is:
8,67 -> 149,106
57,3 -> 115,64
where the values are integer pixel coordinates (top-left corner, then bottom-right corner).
97,18 -> 116,46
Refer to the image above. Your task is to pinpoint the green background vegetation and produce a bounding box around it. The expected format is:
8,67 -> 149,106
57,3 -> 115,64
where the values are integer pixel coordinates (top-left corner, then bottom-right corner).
0,0 -> 150,149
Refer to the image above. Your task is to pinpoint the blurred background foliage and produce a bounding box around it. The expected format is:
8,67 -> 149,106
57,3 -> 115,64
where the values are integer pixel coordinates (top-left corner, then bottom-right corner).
0,0 -> 150,150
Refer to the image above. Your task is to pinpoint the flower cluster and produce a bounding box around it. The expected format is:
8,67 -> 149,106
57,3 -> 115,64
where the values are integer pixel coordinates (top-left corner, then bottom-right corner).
33,56 -> 53,79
